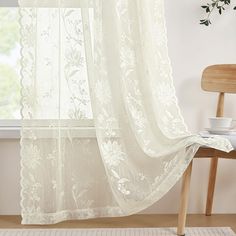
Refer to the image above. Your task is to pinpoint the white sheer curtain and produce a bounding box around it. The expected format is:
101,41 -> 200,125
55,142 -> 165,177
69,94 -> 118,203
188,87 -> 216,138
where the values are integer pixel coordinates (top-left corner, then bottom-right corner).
19,0 -> 233,225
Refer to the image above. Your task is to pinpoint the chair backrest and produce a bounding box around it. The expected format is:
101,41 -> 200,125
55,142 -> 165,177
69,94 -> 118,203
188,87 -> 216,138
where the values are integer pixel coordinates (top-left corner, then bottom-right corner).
201,64 -> 236,117
202,64 -> 236,93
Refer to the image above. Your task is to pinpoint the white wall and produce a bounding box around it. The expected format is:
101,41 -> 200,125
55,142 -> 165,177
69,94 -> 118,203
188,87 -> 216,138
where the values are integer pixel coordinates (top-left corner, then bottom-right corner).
1,0 -> 236,215
0,0 -> 18,7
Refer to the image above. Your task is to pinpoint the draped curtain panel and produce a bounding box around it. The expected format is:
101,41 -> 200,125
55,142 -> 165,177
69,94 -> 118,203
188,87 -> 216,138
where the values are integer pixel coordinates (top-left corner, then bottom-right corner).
19,0 -> 233,224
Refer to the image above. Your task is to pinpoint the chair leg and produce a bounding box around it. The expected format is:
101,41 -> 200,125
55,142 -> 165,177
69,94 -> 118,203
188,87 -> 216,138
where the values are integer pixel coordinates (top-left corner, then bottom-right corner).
205,158 -> 218,216
177,161 -> 193,236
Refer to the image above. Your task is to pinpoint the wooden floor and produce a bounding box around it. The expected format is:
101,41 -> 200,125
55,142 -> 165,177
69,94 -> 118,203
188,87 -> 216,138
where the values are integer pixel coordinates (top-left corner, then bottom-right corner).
0,215 -> 235,232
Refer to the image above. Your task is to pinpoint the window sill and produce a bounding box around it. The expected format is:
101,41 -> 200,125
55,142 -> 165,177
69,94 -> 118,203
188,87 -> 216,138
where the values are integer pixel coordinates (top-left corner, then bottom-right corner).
0,127 -> 98,139
0,127 -> 21,139
0,119 -> 97,139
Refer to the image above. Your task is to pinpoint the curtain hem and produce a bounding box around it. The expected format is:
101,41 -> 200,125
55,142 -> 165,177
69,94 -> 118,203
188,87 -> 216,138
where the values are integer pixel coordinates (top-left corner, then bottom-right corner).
21,207 -> 126,225
21,144 -> 200,225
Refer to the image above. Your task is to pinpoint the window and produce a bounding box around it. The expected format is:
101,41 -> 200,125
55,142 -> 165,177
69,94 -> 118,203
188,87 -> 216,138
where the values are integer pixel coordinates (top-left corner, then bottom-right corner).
0,2 -> 20,138
0,3 -> 95,138
0,7 -> 20,120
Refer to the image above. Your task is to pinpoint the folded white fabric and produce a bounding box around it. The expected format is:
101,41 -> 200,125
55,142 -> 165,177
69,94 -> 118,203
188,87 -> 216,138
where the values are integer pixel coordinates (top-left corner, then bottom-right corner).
200,131 -> 236,149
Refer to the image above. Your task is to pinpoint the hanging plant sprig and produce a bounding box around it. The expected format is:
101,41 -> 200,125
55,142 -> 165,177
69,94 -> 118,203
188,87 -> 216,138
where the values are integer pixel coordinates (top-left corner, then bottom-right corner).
200,0 -> 236,26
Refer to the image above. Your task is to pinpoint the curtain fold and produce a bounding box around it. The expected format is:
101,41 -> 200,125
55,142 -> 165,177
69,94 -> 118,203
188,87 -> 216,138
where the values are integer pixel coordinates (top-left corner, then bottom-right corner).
19,0 -> 233,224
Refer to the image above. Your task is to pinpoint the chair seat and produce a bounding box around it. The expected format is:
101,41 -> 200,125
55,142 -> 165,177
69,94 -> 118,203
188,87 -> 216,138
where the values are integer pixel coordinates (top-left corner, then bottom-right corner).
195,147 -> 236,159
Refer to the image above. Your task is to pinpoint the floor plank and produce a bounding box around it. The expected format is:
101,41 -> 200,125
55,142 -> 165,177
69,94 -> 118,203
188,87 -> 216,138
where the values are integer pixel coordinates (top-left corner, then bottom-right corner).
0,215 -> 235,233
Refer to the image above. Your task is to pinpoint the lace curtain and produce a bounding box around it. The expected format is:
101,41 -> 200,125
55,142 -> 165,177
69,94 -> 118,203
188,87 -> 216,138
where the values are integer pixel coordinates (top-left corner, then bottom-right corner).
19,0 -> 233,224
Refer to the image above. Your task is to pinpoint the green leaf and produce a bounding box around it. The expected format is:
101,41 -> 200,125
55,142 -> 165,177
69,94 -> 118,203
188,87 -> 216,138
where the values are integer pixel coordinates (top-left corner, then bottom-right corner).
199,19 -> 211,26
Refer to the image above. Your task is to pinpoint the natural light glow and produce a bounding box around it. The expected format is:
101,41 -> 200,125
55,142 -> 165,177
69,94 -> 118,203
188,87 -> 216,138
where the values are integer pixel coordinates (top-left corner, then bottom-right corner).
0,8 -> 20,119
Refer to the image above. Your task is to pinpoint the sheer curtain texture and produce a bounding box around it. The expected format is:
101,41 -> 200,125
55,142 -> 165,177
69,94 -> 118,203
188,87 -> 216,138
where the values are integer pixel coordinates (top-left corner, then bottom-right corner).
19,0 -> 233,224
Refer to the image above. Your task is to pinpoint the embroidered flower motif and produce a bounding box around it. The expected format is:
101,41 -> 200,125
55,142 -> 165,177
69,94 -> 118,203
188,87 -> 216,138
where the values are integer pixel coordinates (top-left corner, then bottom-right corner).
65,48 -> 84,68
24,144 -> 41,169
97,114 -> 118,137
101,141 -> 126,167
63,8 -> 92,119
126,98 -> 147,131
111,170 -> 131,195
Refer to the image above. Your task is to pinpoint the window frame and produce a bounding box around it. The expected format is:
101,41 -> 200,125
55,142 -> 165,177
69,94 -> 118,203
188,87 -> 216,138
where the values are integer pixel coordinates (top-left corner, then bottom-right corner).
0,119 -> 20,139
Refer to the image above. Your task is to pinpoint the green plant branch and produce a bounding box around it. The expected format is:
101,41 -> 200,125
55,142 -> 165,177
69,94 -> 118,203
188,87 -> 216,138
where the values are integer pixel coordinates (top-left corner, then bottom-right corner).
200,0 -> 236,26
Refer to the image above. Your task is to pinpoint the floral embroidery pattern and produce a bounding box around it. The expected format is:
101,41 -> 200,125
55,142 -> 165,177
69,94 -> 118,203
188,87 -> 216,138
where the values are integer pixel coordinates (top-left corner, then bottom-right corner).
20,0 -> 233,225
62,8 -> 93,119
101,141 -> 125,167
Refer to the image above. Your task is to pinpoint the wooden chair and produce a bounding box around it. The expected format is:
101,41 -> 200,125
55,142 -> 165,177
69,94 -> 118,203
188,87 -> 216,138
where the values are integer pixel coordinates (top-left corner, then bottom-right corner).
177,64 -> 236,235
